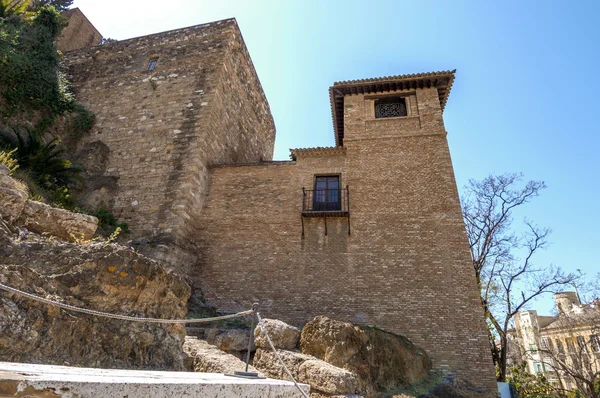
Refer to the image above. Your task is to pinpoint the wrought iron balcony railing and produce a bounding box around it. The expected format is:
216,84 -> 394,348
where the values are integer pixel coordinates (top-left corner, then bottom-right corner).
301,186 -> 351,236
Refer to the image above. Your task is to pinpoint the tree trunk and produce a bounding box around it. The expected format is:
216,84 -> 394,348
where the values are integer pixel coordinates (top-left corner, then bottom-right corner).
498,334 -> 508,381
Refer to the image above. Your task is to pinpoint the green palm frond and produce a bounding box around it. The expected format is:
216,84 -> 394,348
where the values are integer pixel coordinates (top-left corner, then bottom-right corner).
0,0 -> 31,17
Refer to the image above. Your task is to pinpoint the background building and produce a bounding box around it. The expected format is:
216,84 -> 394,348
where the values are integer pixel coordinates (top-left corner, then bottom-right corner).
510,292 -> 600,392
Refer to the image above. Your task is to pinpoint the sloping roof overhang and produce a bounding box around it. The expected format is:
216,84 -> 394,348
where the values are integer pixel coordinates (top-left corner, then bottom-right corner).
329,70 -> 456,146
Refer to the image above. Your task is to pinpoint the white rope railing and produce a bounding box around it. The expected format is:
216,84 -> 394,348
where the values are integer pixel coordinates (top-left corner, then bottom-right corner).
0,281 -> 252,324
256,312 -> 310,398
0,281 -> 311,397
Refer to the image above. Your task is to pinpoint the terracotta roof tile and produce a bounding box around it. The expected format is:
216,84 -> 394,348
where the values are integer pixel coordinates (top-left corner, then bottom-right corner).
329,70 -> 456,146
289,146 -> 345,160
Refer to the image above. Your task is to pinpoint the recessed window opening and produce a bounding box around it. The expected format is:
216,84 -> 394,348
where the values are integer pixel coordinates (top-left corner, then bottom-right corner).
147,59 -> 158,71
375,97 -> 407,118
313,175 -> 341,211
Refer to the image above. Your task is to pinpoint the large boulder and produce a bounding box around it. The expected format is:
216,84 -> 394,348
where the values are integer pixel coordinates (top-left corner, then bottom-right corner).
254,348 -> 358,396
254,318 -> 301,350
205,328 -> 254,352
298,359 -> 359,395
254,347 -> 314,380
0,171 -> 98,240
183,336 -> 257,374
0,219 -> 190,370
300,316 -> 431,396
16,199 -> 98,241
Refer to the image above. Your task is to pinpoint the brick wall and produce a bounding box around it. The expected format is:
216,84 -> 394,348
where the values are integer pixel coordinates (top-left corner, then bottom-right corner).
62,20 -> 275,272
195,86 -> 497,388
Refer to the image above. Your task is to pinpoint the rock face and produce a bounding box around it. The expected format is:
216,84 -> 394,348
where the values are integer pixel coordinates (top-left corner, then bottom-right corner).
0,218 -> 190,370
254,318 -> 301,350
183,336 -> 257,374
254,348 -> 358,396
254,348 -> 314,381
0,173 -> 28,222
0,172 -> 98,240
16,199 -> 98,241
252,316 -> 432,397
300,316 -> 432,396
204,328 -> 254,353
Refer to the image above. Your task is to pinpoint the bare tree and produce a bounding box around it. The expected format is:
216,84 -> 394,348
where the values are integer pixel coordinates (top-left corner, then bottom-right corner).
462,173 -> 577,381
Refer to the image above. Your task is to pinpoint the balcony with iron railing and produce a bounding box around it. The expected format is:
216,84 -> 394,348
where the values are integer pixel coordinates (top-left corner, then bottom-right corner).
302,187 -> 349,216
301,186 -> 350,236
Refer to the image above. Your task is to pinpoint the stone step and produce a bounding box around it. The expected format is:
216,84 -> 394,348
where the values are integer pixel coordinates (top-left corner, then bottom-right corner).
0,361 -> 309,398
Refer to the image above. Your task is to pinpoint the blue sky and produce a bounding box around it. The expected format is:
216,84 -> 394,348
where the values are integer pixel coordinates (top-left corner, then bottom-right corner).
72,0 -> 599,315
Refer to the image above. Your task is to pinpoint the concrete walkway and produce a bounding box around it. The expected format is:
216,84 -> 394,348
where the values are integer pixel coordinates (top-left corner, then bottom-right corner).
0,361 -> 310,397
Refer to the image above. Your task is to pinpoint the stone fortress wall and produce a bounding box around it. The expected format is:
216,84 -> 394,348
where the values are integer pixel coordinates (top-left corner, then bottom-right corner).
62,18 -> 496,389
62,19 -> 275,271
57,8 -> 103,53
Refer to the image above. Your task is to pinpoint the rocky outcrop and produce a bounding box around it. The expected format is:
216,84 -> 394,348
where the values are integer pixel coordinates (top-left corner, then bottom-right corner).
301,316 -> 431,396
254,348 -> 314,380
254,348 -> 358,396
16,199 -> 98,241
204,328 -> 254,352
0,171 -> 98,240
0,218 -> 190,370
183,336 -> 257,374
254,318 -> 301,350
252,316 -> 432,398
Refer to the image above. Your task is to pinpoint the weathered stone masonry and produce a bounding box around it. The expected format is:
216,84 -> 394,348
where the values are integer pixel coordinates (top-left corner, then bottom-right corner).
62,19 -> 275,272
62,19 -> 496,389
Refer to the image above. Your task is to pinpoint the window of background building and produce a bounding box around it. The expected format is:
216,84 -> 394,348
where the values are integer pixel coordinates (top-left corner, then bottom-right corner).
374,97 -> 407,118
529,343 -> 538,353
577,335 -> 588,353
591,334 -> 600,352
556,339 -> 565,354
535,362 -> 544,373
540,337 -> 550,349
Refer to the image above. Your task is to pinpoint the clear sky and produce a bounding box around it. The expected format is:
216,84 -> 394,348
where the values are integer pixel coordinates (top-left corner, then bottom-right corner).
72,0 -> 599,315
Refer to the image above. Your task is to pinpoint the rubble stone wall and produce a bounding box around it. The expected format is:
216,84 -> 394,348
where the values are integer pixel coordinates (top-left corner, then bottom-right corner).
57,8 -> 103,53
61,19 -> 275,271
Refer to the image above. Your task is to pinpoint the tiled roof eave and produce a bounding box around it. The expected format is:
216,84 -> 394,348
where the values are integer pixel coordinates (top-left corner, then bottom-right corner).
329,70 -> 456,146
289,146 -> 345,160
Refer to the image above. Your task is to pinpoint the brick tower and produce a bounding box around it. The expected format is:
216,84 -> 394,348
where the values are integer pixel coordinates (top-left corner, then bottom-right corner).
195,71 -> 497,388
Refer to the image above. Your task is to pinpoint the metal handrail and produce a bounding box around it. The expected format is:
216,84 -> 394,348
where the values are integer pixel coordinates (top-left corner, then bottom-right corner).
302,187 -> 349,212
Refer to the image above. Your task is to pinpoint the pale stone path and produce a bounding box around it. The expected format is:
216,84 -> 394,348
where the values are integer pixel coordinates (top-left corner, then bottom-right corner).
0,361 -> 309,397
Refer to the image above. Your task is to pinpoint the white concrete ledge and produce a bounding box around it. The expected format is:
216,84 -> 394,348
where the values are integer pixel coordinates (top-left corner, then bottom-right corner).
0,361 -> 310,397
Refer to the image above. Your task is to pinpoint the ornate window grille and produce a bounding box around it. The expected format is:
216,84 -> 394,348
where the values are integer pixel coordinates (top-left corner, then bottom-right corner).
375,97 -> 407,118
147,59 -> 158,71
